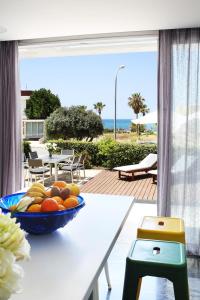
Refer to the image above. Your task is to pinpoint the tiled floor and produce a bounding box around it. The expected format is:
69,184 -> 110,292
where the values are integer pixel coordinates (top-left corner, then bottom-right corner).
98,203 -> 200,300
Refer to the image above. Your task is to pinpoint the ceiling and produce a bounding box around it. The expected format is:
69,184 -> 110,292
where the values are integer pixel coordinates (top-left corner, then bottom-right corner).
0,0 -> 200,42
19,34 -> 158,58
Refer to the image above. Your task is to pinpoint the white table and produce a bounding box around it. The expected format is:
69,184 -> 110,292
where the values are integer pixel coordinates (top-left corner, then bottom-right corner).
40,154 -> 73,180
11,193 -> 134,300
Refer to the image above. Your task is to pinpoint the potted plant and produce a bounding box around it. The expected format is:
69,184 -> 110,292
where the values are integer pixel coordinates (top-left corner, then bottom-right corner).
45,142 -> 57,158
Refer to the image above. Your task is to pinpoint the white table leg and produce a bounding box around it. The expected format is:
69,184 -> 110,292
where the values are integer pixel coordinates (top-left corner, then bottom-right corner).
55,162 -> 58,181
104,261 -> 112,290
50,164 -> 53,176
88,281 -> 99,300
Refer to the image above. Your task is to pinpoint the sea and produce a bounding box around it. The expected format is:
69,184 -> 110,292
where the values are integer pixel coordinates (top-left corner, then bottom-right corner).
102,119 -> 155,131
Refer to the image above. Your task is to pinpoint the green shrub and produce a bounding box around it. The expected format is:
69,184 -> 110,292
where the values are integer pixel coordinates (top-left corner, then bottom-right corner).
46,106 -> 103,141
97,138 -> 157,168
103,128 -> 113,133
131,123 -> 146,133
23,141 -> 31,159
48,139 -> 157,169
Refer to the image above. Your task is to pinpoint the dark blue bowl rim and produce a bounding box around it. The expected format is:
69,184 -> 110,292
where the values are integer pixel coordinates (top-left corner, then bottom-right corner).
0,192 -> 85,217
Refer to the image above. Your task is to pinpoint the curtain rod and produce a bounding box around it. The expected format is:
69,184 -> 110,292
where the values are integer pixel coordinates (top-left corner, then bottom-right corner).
18,30 -> 158,46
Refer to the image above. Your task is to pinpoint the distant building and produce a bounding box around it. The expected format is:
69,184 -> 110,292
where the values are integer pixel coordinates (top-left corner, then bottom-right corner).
21,90 -> 45,140
21,90 -> 32,119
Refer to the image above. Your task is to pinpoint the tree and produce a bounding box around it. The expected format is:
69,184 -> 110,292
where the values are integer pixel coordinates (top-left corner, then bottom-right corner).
140,104 -> 149,116
93,102 -> 106,117
128,93 -> 149,136
128,93 -> 149,119
46,106 -> 104,141
25,88 -> 61,119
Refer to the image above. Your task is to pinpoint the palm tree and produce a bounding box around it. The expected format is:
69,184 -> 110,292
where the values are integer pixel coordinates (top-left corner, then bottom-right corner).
128,93 -> 146,118
128,93 -> 149,136
140,104 -> 150,116
93,102 -> 106,117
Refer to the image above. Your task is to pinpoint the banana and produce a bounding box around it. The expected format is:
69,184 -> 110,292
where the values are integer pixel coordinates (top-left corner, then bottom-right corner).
16,196 -> 35,212
26,192 -> 45,198
31,182 -> 45,191
27,187 -> 46,195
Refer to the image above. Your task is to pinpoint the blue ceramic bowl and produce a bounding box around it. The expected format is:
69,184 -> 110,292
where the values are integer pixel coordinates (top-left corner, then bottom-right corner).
0,192 -> 85,235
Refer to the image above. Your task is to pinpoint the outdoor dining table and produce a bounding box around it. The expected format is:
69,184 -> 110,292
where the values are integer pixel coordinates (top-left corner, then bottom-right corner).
39,154 -> 73,181
11,193 -> 134,300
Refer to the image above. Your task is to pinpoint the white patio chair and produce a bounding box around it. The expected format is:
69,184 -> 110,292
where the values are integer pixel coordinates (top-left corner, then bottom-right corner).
77,154 -> 86,178
61,155 -> 81,183
28,159 -> 50,184
30,151 -> 38,159
61,149 -> 75,156
58,149 -> 75,167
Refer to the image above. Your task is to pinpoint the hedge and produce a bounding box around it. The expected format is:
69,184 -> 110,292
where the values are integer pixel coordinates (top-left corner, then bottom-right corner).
48,139 -> 157,169
97,139 -> 157,169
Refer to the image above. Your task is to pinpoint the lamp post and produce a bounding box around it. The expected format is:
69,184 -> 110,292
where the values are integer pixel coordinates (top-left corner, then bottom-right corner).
114,65 -> 125,140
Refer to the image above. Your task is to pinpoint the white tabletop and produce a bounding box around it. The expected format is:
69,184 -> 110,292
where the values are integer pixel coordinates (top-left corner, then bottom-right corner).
39,154 -> 72,164
11,193 -> 134,300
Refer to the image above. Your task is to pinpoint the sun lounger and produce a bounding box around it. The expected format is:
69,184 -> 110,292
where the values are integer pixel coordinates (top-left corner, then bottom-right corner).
147,169 -> 157,183
113,153 -> 157,180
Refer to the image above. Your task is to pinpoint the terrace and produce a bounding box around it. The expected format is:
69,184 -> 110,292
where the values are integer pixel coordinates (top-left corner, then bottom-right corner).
80,170 -> 157,202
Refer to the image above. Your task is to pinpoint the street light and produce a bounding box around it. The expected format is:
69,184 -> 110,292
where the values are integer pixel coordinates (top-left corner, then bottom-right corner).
114,65 -> 125,140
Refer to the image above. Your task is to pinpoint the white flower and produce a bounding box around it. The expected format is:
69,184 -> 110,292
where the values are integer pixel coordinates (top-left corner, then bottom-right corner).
0,247 -> 24,300
14,237 -> 31,262
45,142 -> 57,152
0,211 -> 30,260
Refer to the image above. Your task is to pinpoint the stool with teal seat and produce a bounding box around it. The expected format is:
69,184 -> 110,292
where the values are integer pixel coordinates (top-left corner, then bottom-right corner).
135,216 -> 186,299
122,239 -> 189,300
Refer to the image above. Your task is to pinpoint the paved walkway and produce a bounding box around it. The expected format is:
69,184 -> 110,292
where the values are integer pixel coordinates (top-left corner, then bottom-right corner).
80,170 -> 157,202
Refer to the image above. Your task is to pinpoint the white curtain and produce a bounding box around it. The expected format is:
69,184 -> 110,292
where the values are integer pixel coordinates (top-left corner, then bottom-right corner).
158,29 -> 200,256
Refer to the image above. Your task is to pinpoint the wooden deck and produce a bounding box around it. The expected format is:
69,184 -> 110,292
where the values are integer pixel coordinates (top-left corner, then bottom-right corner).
81,170 -> 157,202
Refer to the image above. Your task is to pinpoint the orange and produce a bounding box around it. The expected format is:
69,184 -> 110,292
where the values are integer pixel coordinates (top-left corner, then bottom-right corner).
63,196 -> 79,209
68,183 -> 80,196
27,204 -> 41,212
53,181 -> 67,189
52,196 -> 64,205
45,190 -> 52,197
41,198 -> 59,212
58,204 -> 66,211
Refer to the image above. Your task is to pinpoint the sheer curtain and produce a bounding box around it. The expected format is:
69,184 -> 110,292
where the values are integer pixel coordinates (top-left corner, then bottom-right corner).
158,28 -> 200,256
0,41 -> 22,197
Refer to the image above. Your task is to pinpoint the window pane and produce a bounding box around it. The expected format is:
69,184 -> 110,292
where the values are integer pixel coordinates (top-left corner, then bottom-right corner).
32,122 -> 38,136
26,123 -> 32,136
38,122 -> 44,136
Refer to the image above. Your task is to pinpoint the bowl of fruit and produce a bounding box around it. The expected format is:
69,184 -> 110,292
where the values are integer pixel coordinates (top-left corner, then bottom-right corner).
0,182 -> 85,235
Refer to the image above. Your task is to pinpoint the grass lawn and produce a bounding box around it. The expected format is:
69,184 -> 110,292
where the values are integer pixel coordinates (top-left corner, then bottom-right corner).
99,132 -> 157,143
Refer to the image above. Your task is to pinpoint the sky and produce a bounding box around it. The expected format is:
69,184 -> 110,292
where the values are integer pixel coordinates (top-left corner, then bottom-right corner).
20,51 -> 157,119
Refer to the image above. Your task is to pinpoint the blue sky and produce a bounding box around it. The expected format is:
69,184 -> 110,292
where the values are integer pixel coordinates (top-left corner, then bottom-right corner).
20,51 -> 157,119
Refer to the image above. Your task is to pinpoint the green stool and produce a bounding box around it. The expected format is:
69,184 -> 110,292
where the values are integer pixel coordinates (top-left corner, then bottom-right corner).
122,239 -> 189,300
